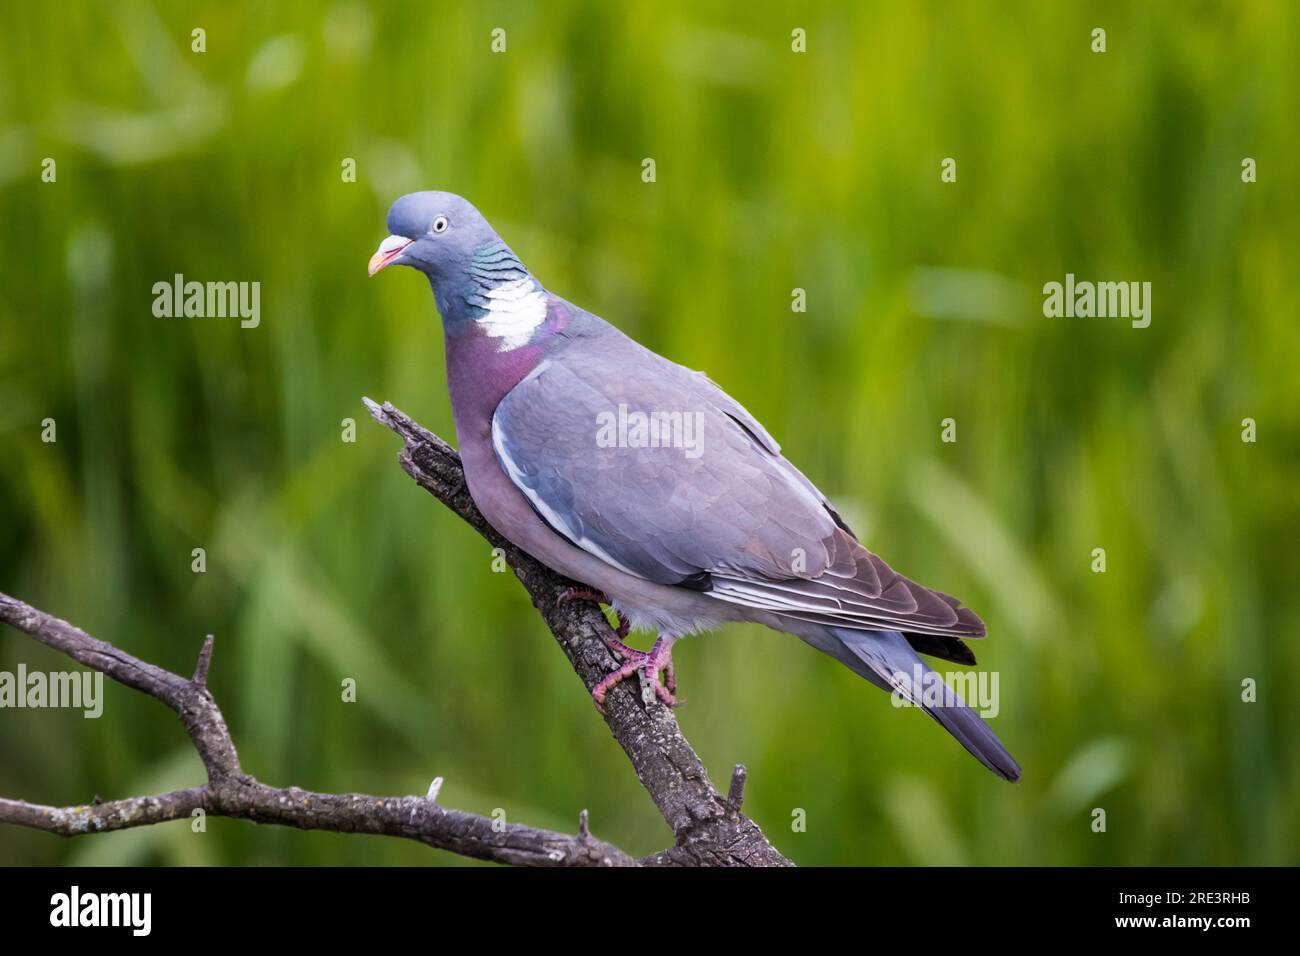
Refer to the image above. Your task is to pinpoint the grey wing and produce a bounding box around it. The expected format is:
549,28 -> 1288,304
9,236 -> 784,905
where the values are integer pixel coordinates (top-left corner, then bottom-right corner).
491,353 -> 838,584
491,342 -> 984,641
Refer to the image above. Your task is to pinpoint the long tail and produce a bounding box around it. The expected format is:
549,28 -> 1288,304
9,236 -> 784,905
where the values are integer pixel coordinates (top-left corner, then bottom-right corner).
816,626 -> 1021,781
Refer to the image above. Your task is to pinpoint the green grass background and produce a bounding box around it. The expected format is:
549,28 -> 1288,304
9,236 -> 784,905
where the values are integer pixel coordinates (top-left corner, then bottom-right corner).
1,0 -> 1297,865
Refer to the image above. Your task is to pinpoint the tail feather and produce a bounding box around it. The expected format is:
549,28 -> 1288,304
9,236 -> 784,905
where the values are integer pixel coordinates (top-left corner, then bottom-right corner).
826,627 -> 1021,782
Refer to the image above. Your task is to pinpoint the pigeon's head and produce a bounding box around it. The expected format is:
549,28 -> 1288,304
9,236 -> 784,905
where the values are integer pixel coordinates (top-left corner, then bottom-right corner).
368,191 -> 501,282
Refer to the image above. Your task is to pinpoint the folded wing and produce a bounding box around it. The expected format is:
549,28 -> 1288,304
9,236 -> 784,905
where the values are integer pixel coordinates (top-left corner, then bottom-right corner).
490,332 -> 985,650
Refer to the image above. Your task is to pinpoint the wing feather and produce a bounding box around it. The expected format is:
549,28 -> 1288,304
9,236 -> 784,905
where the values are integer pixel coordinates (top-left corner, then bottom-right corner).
490,326 -> 984,641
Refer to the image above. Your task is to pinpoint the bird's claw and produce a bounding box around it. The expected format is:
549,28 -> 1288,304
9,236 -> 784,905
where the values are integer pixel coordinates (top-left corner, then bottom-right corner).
591,635 -> 679,713
557,586 -> 607,608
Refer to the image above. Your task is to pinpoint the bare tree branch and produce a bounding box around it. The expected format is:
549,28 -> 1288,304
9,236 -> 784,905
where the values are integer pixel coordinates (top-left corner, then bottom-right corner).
362,399 -> 790,866
0,593 -> 241,779
0,594 -> 633,867
0,400 -> 791,866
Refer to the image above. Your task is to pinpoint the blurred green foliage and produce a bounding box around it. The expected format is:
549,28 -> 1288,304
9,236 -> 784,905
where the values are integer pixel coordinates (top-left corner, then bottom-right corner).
1,0 -> 1297,866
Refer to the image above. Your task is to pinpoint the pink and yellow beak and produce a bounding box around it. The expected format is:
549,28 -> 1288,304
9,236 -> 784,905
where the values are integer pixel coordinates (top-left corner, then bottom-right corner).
368,235 -> 414,276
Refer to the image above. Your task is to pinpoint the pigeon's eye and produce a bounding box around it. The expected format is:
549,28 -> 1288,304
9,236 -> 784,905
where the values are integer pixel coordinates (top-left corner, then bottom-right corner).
431,216 -> 449,234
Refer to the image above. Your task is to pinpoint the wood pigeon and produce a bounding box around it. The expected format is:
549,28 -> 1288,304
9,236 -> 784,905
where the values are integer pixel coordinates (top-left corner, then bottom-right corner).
369,191 -> 1021,781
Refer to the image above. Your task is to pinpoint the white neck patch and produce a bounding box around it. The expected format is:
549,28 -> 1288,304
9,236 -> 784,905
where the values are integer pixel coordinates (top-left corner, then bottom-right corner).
477,278 -> 547,351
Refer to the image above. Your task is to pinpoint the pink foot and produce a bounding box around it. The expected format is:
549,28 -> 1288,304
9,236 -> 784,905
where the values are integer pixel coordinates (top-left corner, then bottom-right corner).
556,587 -> 630,639
591,636 -> 679,713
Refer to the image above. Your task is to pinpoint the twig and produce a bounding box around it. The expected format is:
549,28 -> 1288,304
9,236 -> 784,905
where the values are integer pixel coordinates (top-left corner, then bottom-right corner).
192,634 -> 214,687
0,594 -> 632,867
726,765 -> 748,814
